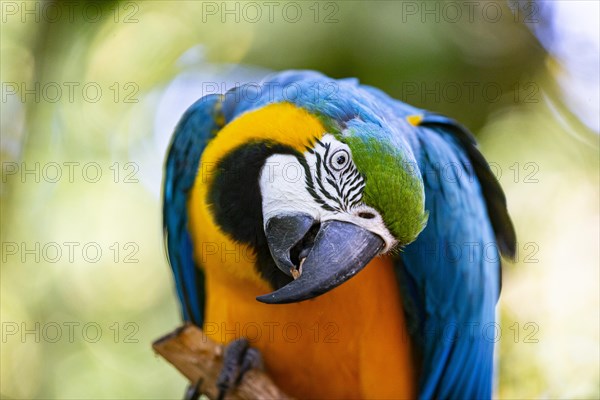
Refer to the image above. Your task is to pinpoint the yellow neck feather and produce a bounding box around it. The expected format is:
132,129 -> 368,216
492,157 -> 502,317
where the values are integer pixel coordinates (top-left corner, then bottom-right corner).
202,102 -> 325,179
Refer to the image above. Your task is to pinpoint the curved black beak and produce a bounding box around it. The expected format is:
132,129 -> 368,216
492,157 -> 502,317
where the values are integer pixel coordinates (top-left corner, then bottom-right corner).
258,215 -> 385,304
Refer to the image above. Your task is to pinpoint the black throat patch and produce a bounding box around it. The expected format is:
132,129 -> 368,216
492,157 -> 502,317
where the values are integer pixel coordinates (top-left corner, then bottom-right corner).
206,141 -> 300,290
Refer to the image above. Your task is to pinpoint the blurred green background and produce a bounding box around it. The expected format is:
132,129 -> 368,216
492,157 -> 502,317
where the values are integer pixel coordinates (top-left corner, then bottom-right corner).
1,0 -> 598,398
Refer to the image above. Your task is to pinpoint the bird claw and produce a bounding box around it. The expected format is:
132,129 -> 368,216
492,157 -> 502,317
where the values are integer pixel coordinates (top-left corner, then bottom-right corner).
183,379 -> 202,400
216,338 -> 263,400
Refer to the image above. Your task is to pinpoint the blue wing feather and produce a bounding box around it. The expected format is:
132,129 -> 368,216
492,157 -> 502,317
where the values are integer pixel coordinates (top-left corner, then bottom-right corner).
163,94 -> 223,326
399,116 -> 507,399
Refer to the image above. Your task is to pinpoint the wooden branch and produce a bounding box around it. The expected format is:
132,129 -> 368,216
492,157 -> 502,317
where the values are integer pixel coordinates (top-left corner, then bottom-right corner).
153,324 -> 292,400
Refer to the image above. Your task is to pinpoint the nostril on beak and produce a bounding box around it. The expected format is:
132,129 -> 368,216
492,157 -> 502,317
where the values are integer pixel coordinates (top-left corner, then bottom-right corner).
358,212 -> 376,219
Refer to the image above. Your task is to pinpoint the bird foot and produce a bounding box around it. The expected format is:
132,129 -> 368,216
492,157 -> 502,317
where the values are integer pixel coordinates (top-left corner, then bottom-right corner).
216,338 -> 263,400
183,380 -> 202,400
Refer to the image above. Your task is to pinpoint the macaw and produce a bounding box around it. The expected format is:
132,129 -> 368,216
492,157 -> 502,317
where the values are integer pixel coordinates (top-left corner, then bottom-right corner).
163,70 -> 515,399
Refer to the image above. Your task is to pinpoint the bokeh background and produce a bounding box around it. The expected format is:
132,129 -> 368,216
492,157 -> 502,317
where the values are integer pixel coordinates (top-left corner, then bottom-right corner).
1,0 -> 598,398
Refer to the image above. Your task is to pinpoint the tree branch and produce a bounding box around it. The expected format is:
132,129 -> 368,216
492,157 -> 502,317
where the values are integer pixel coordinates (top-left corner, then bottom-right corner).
153,324 -> 292,400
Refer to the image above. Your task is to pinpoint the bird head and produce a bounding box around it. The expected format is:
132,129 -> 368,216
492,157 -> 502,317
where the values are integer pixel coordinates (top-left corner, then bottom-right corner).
195,101 -> 427,304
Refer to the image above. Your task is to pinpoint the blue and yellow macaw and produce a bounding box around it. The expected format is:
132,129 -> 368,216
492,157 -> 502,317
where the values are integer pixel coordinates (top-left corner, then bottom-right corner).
163,70 -> 515,399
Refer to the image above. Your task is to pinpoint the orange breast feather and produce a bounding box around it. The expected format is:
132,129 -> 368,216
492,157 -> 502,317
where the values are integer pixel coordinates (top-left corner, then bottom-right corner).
201,253 -> 415,399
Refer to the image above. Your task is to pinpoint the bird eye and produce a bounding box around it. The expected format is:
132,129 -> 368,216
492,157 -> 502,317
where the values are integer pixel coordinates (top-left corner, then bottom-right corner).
330,149 -> 350,171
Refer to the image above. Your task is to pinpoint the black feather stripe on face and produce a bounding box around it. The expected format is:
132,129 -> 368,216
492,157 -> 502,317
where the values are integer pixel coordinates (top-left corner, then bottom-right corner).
304,139 -> 366,213
206,141 -> 299,289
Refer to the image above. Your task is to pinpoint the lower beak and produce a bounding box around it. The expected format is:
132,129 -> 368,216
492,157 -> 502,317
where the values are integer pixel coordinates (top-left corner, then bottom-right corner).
258,215 -> 385,304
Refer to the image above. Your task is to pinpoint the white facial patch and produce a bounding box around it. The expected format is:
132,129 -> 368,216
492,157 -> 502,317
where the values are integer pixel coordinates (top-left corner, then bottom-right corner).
259,134 -> 397,252
259,153 -> 321,222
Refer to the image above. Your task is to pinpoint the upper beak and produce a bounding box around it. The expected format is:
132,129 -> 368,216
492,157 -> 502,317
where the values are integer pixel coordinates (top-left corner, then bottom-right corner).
257,213 -> 385,304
